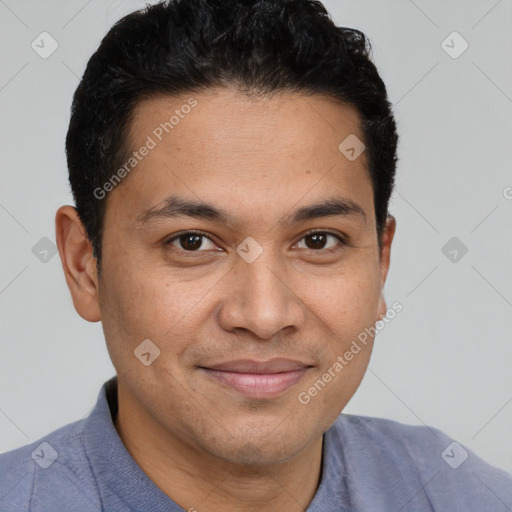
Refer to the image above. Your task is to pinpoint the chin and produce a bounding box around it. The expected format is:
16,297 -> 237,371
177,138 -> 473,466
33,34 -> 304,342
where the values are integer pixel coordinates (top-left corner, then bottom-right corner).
201,427 -> 309,468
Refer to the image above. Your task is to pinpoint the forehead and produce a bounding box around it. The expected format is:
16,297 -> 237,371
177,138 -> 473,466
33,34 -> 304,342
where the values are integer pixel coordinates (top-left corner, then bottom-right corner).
129,88 -> 365,155
107,88 -> 373,228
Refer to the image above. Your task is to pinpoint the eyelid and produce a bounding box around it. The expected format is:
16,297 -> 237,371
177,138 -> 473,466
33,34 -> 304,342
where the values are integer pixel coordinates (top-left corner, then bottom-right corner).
299,228 -> 346,242
293,229 -> 347,251
165,230 -> 218,250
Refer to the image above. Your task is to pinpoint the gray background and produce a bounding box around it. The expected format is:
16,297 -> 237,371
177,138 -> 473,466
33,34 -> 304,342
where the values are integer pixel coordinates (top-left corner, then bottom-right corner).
1,0 -> 511,474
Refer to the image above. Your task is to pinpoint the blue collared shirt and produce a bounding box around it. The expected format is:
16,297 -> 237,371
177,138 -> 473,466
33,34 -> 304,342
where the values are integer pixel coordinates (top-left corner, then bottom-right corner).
1,376 -> 511,511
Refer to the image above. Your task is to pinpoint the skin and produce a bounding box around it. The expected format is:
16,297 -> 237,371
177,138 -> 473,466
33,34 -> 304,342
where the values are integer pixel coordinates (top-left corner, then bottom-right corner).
55,88 -> 396,511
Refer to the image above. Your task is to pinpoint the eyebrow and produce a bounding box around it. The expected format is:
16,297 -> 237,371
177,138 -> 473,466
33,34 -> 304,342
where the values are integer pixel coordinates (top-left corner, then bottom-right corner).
135,195 -> 367,227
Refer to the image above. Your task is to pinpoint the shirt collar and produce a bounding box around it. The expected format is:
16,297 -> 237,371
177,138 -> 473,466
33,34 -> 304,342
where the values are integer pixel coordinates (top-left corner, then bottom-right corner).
83,377 -> 349,511
83,376 -> 183,511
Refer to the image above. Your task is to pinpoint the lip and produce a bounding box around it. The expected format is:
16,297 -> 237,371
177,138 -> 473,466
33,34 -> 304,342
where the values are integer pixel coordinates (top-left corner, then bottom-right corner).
200,358 -> 312,399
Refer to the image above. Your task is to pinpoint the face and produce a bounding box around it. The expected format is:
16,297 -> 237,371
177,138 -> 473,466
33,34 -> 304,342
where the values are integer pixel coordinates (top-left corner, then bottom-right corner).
63,88 -> 395,466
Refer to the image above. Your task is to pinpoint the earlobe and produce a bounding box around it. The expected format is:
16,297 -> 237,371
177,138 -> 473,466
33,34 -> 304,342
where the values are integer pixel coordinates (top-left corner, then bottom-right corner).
376,214 -> 396,321
378,214 -> 396,288
55,206 -> 101,322
377,292 -> 387,321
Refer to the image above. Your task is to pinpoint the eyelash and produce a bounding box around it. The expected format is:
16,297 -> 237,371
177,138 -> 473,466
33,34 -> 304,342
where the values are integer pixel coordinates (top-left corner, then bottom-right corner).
164,229 -> 347,255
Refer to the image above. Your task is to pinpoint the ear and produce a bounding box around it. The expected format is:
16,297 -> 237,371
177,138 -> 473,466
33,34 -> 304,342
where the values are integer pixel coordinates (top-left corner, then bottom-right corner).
55,206 -> 101,322
376,214 -> 396,320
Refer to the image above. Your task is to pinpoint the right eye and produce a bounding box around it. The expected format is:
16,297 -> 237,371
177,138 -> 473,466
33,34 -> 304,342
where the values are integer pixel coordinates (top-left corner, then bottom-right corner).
165,230 -> 219,253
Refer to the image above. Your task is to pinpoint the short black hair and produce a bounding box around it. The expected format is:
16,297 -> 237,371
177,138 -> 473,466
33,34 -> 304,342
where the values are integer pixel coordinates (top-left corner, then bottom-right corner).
66,0 -> 398,272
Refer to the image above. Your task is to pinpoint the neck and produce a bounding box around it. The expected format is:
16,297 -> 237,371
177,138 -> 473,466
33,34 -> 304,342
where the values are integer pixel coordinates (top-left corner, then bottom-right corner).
113,385 -> 324,511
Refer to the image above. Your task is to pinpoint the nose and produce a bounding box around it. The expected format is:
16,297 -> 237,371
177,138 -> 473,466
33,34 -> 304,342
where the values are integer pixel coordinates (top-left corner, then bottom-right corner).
217,253 -> 306,340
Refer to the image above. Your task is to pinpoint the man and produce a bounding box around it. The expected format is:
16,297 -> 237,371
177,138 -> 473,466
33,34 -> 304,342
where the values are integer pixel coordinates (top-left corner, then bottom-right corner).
1,0 -> 511,510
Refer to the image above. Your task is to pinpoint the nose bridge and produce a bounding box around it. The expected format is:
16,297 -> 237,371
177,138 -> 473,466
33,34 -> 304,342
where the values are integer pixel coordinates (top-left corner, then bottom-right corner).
244,254 -> 286,305
218,246 -> 304,339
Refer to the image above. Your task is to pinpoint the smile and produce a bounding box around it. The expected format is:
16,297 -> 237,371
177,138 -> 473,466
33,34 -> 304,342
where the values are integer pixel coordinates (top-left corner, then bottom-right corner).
199,359 -> 312,399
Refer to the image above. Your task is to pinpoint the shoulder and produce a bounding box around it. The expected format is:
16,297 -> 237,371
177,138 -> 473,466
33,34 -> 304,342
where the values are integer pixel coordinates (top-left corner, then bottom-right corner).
334,413 -> 453,459
326,413 -> 512,510
0,419 -> 101,512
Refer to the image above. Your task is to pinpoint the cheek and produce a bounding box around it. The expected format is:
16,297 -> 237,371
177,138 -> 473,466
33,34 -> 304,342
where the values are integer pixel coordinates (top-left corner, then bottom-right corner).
101,261 -> 219,355
297,262 -> 379,405
301,262 -> 381,338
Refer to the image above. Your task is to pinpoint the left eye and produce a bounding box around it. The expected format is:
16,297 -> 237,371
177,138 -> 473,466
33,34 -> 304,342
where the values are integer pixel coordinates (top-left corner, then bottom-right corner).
295,232 -> 343,251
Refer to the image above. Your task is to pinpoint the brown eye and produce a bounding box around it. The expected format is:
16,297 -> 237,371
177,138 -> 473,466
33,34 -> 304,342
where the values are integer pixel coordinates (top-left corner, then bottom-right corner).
296,232 -> 344,251
166,232 -> 217,252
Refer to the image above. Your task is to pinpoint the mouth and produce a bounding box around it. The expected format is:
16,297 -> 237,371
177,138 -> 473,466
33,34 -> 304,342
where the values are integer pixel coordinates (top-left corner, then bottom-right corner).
199,358 -> 313,399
